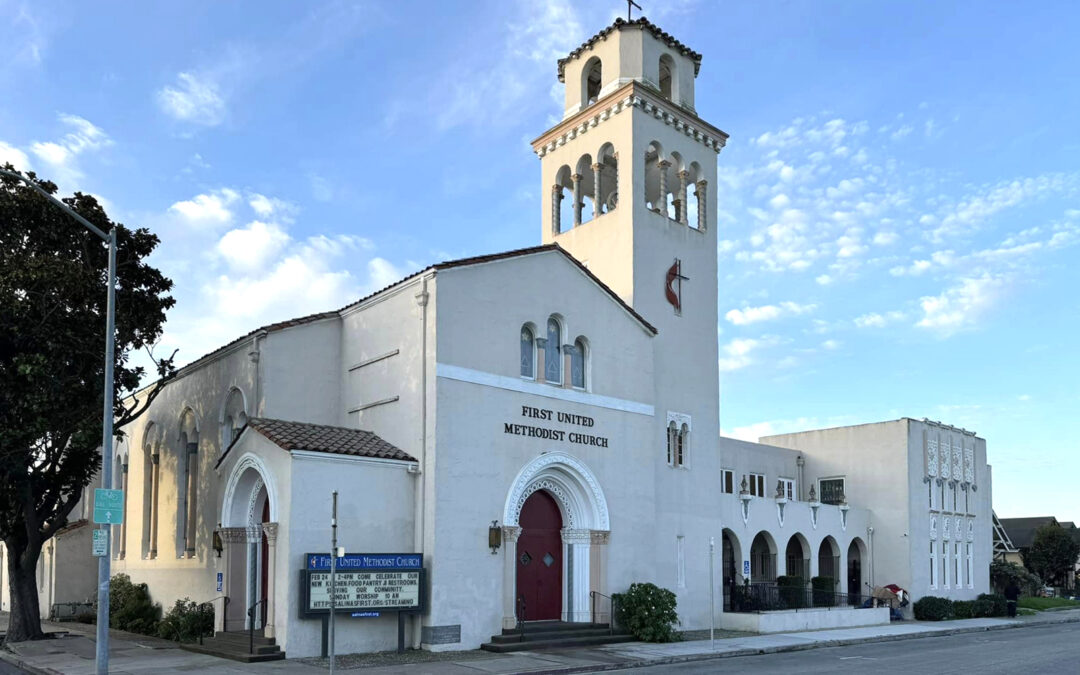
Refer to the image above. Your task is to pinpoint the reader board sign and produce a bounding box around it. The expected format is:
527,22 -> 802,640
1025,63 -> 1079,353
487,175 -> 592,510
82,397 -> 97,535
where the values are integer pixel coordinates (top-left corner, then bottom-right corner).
299,552 -> 424,618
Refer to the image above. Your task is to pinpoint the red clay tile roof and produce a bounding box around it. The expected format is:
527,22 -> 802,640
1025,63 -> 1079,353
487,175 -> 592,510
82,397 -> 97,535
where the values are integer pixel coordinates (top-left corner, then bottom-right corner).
241,417 -> 416,463
558,17 -> 703,82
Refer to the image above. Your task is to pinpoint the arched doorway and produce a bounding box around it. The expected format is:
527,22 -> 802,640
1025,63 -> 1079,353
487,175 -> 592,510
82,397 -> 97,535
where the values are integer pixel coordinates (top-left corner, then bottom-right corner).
502,452 -> 610,628
220,454 -> 279,637
517,491 -> 563,621
785,534 -> 809,582
721,529 -> 741,611
818,536 -> 839,583
847,538 -> 866,605
750,532 -> 776,585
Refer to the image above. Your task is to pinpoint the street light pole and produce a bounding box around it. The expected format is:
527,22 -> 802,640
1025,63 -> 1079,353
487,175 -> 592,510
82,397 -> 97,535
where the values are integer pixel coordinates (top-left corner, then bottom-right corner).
0,169 -> 117,674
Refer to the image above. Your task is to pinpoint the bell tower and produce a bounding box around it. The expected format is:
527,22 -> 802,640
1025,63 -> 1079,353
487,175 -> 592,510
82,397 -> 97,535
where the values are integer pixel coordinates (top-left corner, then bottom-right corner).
531,16 -> 728,471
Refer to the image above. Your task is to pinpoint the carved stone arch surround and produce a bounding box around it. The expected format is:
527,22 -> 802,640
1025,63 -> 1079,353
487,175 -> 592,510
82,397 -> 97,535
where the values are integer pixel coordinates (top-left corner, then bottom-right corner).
503,451 -> 610,531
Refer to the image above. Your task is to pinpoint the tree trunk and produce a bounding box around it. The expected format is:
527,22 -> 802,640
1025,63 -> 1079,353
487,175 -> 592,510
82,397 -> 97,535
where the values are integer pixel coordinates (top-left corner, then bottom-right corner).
4,540 -> 46,643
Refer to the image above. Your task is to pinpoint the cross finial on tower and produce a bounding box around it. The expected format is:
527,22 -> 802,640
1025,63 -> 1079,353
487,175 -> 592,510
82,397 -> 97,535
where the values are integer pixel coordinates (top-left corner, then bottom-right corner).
626,0 -> 642,21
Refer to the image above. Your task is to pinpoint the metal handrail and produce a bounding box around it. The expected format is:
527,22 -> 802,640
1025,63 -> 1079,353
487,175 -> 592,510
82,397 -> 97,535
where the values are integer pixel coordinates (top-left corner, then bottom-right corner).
194,596 -> 228,645
247,598 -> 268,654
588,591 -> 619,634
516,595 -> 527,642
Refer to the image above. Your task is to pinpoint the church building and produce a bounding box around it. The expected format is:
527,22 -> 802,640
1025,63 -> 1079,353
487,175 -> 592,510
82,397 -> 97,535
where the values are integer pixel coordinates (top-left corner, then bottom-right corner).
5,15 -> 992,658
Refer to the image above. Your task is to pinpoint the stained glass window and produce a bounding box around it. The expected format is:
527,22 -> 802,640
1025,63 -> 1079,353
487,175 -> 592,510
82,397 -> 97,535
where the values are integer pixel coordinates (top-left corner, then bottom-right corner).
545,317 -> 561,383
571,338 -> 585,388
520,326 -> 534,378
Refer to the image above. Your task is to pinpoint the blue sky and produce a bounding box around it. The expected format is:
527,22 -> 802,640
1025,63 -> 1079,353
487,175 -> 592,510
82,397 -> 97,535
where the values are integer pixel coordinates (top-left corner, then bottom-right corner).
2,1 -> 1077,522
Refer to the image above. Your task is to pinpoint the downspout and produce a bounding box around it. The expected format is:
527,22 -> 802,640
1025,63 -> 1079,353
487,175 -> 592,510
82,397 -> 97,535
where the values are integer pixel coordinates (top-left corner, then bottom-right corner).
867,526 -> 875,588
796,455 -> 805,501
412,274 -> 432,648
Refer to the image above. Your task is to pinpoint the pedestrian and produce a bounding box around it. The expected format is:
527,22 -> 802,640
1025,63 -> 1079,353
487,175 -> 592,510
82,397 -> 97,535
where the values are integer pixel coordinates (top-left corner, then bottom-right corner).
1004,580 -> 1020,618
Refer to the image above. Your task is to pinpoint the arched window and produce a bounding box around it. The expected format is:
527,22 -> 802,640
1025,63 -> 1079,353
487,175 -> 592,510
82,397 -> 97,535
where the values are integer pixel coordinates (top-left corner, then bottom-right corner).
659,54 -> 675,100
177,409 -> 199,558
142,423 -> 159,559
583,57 -> 602,105
571,337 -> 586,389
221,388 -> 247,450
644,141 -> 669,214
520,325 -> 535,379
677,423 -> 689,467
666,422 -> 677,464
545,317 -> 562,384
553,165 -> 573,235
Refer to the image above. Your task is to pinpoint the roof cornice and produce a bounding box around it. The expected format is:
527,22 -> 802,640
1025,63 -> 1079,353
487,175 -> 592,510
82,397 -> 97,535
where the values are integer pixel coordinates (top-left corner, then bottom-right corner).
531,81 -> 728,159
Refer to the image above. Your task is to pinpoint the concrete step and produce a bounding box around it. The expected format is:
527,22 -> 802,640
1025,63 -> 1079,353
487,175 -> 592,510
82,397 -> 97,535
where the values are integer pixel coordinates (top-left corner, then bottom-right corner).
180,641 -> 286,663
500,621 -> 605,636
481,632 -> 635,653
203,632 -> 277,647
489,626 -> 618,644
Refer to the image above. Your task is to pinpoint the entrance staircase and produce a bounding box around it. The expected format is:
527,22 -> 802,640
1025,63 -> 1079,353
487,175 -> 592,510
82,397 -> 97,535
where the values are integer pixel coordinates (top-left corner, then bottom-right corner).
180,630 -> 285,663
481,621 -> 634,652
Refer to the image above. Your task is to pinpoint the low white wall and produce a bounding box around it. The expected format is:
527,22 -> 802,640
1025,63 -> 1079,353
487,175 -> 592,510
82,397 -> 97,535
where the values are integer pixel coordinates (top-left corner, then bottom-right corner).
720,606 -> 890,633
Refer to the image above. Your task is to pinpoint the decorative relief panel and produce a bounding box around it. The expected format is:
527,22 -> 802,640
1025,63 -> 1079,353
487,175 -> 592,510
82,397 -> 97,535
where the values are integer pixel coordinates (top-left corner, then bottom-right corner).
940,438 -> 951,480
953,443 -> 963,481
955,518 -> 964,541
926,438 -> 939,478
964,447 -> 974,483
942,517 -> 950,540
967,520 -> 974,542
930,515 -> 938,540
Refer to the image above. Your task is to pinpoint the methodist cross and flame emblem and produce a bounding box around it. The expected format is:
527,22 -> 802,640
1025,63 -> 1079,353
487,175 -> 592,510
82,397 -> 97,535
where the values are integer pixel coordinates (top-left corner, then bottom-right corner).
665,259 -> 688,314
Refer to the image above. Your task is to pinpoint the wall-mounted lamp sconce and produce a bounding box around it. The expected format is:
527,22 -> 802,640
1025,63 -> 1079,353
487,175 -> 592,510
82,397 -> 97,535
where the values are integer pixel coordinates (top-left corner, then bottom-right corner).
212,524 -> 223,558
488,520 -> 502,555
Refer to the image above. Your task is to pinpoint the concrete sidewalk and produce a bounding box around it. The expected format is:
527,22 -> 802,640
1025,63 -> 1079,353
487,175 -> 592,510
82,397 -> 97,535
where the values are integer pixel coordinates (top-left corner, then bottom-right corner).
2,609 -> 1078,674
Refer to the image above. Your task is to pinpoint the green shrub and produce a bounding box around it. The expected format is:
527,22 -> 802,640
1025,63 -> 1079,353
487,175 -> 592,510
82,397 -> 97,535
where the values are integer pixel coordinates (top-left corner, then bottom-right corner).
110,574 -> 161,635
777,575 -> 807,609
952,600 -> 974,619
972,593 -> 1007,618
990,561 -> 1042,596
913,595 -> 953,621
157,598 -> 215,643
811,576 -> 835,607
614,582 -> 681,643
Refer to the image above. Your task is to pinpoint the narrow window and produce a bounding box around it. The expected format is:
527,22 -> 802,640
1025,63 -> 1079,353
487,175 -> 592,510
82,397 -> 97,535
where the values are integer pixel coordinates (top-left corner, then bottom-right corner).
545,317 -> 561,383
667,422 -> 677,464
721,469 -> 734,494
676,536 -> 686,588
954,543 -> 960,586
780,478 -> 795,500
658,54 -> 674,100
584,58 -> 602,104
966,543 -> 973,587
930,541 -> 937,589
676,423 -> 688,467
571,337 -> 586,388
942,542 -> 949,589
520,326 -> 535,378
749,472 -> 765,497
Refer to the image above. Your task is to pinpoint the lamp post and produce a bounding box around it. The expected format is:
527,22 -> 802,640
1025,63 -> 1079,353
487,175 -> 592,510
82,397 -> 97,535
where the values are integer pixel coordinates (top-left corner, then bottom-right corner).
0,169 -> 117,675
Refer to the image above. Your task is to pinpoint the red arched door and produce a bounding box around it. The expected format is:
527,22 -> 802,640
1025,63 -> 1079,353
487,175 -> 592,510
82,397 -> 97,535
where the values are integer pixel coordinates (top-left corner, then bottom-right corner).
516,491 -> 563,621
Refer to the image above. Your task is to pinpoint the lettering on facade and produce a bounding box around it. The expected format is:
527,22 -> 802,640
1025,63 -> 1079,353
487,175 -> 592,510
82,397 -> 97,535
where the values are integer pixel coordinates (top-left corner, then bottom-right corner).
503,406 -> 609,448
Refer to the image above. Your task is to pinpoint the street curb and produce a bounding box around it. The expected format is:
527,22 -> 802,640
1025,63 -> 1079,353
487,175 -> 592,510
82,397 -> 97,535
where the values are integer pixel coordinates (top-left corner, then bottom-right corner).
0,646 -> 57,675
514,615 -> 1080,675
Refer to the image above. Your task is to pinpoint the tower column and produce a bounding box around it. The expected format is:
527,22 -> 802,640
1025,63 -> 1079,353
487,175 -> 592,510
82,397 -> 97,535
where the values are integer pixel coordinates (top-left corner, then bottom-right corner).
677,170 -> 689,225
571,173 -> 583,226
591,163 -> 602,217
612,152 -> 619,211
656,160 -> 670,215
696,179 -> 708,231
551,185 -> 562,236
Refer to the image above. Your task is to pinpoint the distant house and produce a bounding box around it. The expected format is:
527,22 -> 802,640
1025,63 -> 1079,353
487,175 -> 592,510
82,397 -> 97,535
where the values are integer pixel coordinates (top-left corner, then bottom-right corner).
998,516 -> 1079,588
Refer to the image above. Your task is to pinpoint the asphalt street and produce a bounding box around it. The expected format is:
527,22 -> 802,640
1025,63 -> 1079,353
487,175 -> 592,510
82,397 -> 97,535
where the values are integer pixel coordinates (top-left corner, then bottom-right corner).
618,622 -> 1080,674
0,659 -> 28,675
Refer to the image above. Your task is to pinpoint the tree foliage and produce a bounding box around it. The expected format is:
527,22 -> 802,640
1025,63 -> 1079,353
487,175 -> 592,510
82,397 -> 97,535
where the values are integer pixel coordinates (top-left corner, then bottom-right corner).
0,166 -> 175,641
1022,524 -> 1080,587
990,560 -> 1042,596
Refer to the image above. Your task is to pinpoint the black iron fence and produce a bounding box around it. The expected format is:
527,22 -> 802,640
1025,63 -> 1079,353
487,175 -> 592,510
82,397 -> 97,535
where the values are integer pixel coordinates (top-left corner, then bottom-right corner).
729,583 -> 865,613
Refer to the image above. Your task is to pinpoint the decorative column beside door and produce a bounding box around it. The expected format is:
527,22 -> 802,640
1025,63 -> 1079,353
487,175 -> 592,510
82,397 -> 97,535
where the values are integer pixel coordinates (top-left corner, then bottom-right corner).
262,522 -> 278,638
562,529 -> 592,623
501,526 -> 522,630
218,527 -> 248,632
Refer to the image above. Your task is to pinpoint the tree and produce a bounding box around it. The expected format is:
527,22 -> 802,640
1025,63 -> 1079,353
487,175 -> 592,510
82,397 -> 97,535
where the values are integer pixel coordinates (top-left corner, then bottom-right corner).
1021,524 -> 1080,587
0,166 -> 175,642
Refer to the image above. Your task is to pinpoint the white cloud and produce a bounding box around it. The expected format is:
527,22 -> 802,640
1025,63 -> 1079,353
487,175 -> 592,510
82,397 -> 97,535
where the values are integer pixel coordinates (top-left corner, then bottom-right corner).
367,257 -> 405,290
168,188 -> 240,228
248,193 -> 296,221
854,310 -> 906,328
916,274 -> 1006,335
216,221 -> 291,272
725,301 -> 816,325
873,230 -> 899,246
930,174 -> 1077,242
0,141 -> 31,170
821,339 -> 840,350
157,72 -> 227,126
718,336 -> 783,372
25,114 -> 111,187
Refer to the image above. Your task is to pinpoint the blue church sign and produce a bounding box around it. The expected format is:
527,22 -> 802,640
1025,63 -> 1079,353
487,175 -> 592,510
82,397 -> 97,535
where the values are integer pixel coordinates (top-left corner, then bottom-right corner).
306,553 -> 423,571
